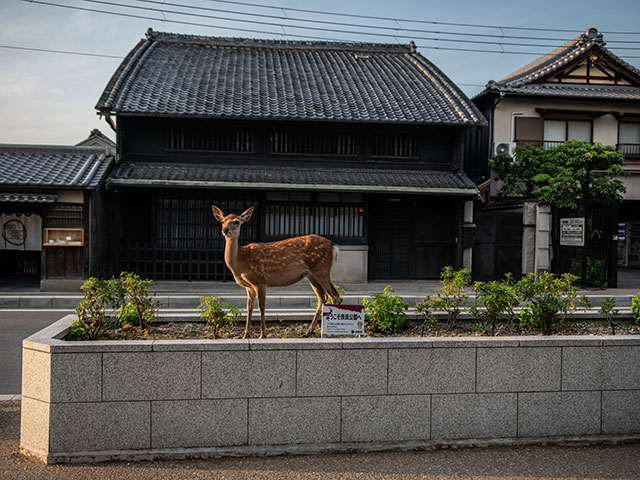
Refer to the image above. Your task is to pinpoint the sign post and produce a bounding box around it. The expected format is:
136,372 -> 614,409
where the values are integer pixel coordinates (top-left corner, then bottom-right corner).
321,304 -> 365,337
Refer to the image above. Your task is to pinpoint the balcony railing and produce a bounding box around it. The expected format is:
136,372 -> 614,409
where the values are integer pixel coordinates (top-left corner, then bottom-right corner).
515,140 -> 568,150
617,143 -> 640,158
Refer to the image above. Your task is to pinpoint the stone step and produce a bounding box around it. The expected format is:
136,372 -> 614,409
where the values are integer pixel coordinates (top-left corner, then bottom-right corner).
0,293 -> 637,310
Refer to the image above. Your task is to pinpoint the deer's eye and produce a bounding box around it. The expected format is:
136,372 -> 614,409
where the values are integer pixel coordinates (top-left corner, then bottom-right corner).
232,220 -> 240,225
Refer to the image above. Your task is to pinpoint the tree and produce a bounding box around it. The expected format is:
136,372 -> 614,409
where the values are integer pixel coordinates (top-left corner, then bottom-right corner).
491,140 -> 626,209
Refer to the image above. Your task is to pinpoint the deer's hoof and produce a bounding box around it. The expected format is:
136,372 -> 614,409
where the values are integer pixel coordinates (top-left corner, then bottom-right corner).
302,329 -> 314,338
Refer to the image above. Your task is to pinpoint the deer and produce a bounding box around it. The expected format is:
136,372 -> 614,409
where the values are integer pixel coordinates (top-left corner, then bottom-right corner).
212,205 -> 341,339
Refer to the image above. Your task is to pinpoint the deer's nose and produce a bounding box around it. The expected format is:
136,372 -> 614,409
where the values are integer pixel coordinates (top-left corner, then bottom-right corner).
223,227 -> 230,235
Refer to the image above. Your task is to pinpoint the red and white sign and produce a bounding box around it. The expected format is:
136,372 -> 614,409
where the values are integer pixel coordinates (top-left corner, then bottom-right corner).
322,304 -> 365,336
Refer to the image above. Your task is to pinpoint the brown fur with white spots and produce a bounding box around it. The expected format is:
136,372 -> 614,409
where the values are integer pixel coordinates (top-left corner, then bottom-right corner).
212,206 -> 340,338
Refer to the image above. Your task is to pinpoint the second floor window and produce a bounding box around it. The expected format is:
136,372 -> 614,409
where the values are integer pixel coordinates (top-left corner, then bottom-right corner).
543,120 -> 592,147
619,122 -> 640,157
166,127 -> 254,152
269,131 -> 357,156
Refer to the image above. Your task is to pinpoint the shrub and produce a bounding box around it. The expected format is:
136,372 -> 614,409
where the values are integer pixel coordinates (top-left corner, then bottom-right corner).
416,267 -> 469,327
119,271 -> 159,330
516,272 -> 587,335
362,285 -> 410,335
72,272 -> 158,340
631,292 -> 640,324
73,277 -> 121,340
198,296 -> 241,338
599,297 -> 619,335
569,257 -> 606,288
470,275 -> 519,335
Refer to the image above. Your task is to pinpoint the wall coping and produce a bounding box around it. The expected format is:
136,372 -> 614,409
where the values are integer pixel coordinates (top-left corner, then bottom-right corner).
24,314 -> 640,353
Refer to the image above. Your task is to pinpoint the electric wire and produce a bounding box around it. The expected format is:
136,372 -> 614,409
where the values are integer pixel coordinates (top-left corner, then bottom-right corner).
19,0 -> 640,59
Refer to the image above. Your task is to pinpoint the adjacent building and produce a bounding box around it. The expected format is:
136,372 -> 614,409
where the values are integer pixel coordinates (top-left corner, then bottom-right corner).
472,28 -> 640,282
96,29 -> 486,283
0,132 -> 114,290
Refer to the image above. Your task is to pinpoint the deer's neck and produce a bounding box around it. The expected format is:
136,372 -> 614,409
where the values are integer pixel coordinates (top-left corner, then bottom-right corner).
223,237 -> 243,272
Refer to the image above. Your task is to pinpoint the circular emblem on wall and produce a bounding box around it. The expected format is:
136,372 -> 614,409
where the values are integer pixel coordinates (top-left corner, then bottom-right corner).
2,219 -> 27,246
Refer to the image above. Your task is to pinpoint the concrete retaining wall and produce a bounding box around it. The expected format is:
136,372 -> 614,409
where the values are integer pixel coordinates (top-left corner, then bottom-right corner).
21,315 -> 640,464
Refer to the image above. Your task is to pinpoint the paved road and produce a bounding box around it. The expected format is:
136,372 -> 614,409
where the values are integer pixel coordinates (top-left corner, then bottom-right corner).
1,401 -> 639,480
0,310 -> 71,395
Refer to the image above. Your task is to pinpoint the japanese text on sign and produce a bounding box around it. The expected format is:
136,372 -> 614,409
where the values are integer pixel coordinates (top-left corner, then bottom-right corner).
322,304 -> 365,336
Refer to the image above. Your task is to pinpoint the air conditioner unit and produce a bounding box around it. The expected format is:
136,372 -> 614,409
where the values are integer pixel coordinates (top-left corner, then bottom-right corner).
493,142 -> 516,156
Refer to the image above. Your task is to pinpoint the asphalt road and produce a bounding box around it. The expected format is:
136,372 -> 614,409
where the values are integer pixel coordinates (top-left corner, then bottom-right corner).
0,310 -> 71,395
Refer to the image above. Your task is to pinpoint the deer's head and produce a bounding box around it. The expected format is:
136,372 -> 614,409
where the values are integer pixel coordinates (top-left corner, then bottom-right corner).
212,206 -> 254,239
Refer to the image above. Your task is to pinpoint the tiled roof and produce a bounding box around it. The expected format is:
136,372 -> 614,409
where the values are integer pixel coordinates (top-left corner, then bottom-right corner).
107,162 -> 479,196
97,29 -> 485,126
0,145 -> 114,189
0,193 -> 57,203
477,28 -> 640,100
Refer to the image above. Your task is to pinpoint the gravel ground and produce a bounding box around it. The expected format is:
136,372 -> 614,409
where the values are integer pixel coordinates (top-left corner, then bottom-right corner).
3,401 -> 640,480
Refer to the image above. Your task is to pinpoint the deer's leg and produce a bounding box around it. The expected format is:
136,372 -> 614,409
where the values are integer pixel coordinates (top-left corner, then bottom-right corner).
243,287 -> 256,339
305,278 -> 327,337
308,271 -> 340,305
257,284 -> 267,339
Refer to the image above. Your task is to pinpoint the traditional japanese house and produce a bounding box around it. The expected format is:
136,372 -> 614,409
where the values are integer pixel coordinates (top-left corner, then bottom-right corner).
96,29 -> 485,282
0,134 -> 114,290
473,28 -> 640,283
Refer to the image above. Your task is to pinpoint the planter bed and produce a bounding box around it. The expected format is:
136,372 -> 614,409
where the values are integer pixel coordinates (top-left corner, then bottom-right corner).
21,314 -> 640,464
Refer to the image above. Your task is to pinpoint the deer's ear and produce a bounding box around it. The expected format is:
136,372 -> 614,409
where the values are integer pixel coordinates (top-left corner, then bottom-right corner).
211,206 -> 225,222
239,206 -> 254,223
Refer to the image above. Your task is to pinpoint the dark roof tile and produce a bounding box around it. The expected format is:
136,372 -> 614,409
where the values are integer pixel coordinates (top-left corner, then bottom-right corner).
107,162 -> 479,196
97,30 -> 485,126
0,145 -> 114,189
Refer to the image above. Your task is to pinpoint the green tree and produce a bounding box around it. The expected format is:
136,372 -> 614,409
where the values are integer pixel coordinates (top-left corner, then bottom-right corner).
492,141 -> 626,209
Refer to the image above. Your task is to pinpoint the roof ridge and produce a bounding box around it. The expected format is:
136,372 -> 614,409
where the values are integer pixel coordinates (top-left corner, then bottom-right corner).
145,28 -> 413,54
0,144 -> 110,154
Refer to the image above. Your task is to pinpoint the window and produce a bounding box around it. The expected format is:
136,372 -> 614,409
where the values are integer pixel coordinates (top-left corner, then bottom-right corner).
543,120 -> 591,148
166,128 -> 254,152
269,131 -> 357,156
264,205 -> 364,239
619,123 -> 640,157
372,134 -> 418,158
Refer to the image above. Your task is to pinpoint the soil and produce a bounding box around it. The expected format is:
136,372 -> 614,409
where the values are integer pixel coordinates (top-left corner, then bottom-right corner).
96,319 -> 640,341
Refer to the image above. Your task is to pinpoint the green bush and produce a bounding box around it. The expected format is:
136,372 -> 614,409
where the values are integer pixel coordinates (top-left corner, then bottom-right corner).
71,271 -> 158,340
516,272 -> 587,335
632,292 -> 640,324
569,257 -> 606,288
198,296 -> 241,338
470,275 -> 519,335
362,285 -> 410,335
416,267 -> 469,327
599,297 -> 619,335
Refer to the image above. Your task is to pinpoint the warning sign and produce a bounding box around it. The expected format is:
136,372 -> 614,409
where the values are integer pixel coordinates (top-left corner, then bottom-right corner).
322,304 -> 365,336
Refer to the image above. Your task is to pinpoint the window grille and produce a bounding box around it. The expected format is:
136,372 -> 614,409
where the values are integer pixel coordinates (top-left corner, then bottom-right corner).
269,131 -> 357,156
45,204 -> 83,227
264,205 -> 364,239
372,134 -> 418,158
155,198 -> 256,249
166,128 -> 254,152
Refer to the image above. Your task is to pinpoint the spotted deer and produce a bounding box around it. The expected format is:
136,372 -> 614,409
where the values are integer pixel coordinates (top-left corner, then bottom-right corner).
212,206 -> 340,338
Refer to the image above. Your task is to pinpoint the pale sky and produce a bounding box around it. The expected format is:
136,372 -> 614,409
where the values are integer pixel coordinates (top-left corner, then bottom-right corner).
1,0 -> 639,146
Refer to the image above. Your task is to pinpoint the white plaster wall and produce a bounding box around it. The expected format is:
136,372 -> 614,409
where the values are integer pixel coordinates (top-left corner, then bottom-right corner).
331,245 -> 368,284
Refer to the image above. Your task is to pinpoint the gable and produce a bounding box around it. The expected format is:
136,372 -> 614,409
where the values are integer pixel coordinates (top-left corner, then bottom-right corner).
537,49 -> 640,87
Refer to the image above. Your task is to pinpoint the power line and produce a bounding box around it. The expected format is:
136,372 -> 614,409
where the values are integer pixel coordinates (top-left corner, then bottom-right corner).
22,0 -> 640,58
80,0 -> 582,48
0,44 -> 122,59
126,0 -> 588,44
201,0 -> 640,37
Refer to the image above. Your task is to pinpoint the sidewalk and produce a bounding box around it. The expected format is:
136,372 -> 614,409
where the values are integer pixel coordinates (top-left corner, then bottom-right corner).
1,401 -> 639,479
1,270 -> 638,309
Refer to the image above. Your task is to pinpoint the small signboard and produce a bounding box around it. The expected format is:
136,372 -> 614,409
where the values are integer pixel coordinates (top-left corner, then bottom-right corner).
322,304 -> 365,336
560,217 -> 585,247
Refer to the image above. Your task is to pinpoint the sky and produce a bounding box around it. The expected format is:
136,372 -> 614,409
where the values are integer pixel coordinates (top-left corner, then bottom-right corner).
1,0 -> 639,146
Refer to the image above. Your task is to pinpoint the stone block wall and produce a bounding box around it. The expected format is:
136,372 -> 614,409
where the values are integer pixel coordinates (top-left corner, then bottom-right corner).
20,315 -> 640,463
